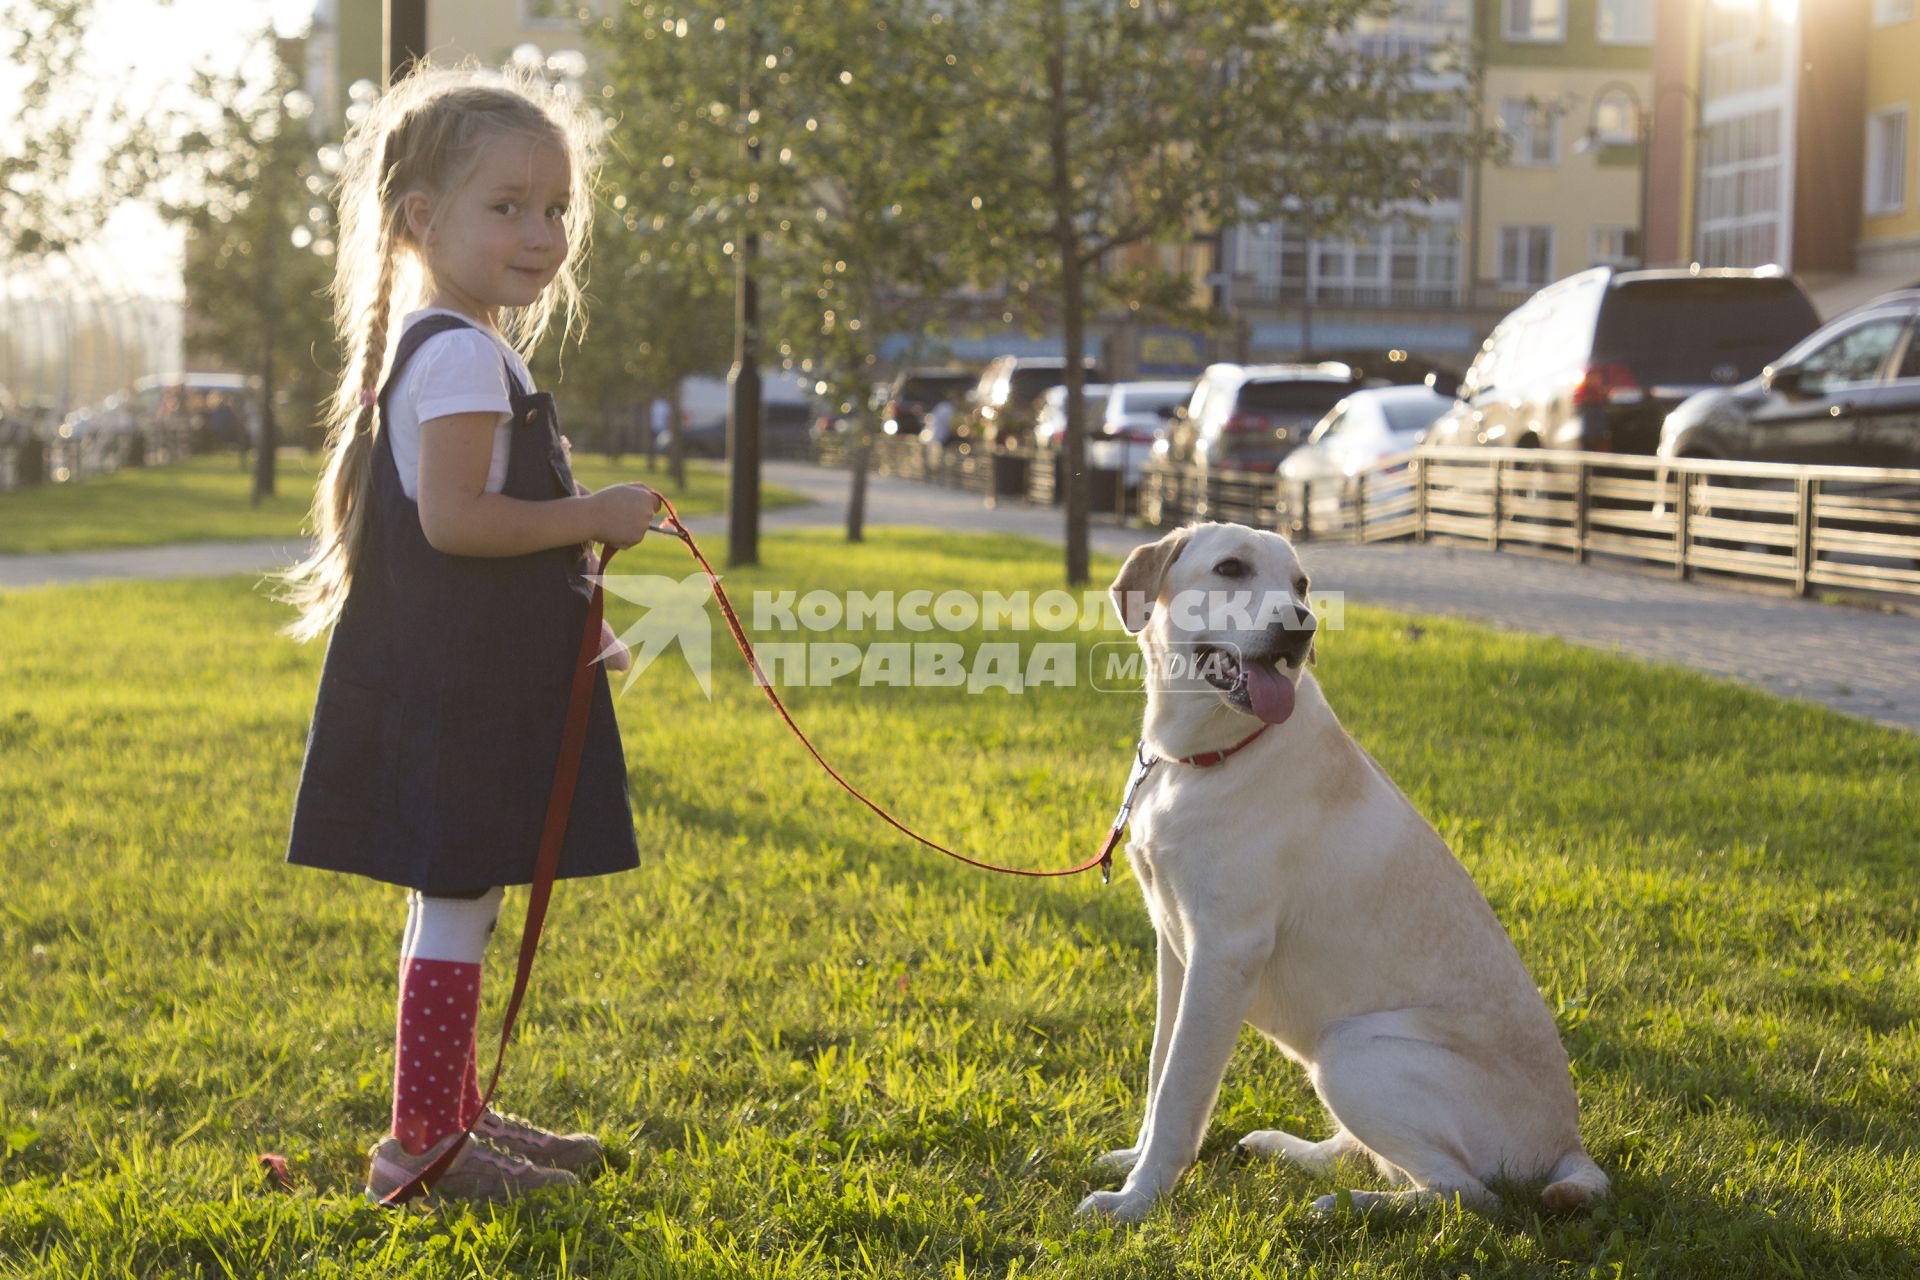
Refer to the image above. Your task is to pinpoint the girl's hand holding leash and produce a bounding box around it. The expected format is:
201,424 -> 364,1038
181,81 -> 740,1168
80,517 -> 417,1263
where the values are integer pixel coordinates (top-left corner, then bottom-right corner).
585,483 -> 661,549
561,435 -> 661,550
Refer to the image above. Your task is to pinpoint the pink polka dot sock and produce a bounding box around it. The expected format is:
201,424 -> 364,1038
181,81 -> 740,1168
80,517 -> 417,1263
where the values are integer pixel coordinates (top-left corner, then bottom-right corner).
390,957 -> 484,1155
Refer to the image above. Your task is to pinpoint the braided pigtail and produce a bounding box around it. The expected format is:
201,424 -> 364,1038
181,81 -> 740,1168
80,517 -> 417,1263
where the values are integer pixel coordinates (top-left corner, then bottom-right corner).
275,126 -> 412,642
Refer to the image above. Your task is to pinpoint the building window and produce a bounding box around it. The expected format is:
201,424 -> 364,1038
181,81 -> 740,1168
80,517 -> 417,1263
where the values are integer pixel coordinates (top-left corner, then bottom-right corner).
1866,107 -> 1910,216
1592,91 -> 1639,144
1504,0 -> 1565,41
1501,99 -> 1559,167
1695,108 -> 1787,268
1590,226 -> 1639,267
1873,0 -> 1914,27
1240,221 -> 1462,307
1498,226 -> 1556,291
1596,0 -> 1653,43
1702,0 -> 1790,101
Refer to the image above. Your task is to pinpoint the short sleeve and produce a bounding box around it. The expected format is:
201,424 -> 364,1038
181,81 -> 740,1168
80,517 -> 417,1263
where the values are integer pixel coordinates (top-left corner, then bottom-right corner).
406,329 -> 514,427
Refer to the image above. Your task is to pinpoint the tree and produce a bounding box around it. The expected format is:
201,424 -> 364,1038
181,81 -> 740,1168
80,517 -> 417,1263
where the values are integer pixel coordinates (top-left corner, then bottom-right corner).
0,0 -> 152,261
940,0 -> 1483,584
164,33 -> 337,505
592,0 -> 980,541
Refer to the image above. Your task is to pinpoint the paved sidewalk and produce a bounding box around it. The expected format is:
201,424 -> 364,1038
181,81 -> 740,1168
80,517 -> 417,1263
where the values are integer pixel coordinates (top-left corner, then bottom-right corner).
5,460 -> 1917,732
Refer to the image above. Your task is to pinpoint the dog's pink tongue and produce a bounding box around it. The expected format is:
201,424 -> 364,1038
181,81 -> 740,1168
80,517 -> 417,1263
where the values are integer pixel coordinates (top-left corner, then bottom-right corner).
1244,661 -> 1296,725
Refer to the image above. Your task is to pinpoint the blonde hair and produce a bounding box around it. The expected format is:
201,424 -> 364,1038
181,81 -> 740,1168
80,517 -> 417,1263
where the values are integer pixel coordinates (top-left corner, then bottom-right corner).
277,61 -> 601,643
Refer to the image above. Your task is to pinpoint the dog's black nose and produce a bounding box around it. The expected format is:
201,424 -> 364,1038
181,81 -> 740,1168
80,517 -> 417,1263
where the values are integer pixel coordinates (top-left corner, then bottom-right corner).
1269,607 -> 1316,662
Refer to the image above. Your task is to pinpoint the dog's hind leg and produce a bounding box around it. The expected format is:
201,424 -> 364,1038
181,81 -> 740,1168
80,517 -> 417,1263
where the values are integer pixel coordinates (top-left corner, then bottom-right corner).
1237,1126 -> 1360,1174
1303,1014 -> 1502,1216
1310,1176 -> 1494,1218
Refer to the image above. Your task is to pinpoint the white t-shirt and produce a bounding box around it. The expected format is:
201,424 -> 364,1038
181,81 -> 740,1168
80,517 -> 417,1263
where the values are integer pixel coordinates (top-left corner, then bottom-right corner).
383,308 -> 537,502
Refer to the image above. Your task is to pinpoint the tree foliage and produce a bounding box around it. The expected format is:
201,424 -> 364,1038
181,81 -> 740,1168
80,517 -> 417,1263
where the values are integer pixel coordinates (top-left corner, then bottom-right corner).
587,0 -> 1481,578
937,0 -> 1483,582
0,0 -> 153,260
164,34 -> 337,503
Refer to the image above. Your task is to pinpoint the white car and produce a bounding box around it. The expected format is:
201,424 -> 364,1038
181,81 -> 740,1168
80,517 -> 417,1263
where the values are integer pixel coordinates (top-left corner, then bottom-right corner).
1089,380 -> 1192,489
1280,384 -> 1453,486
1033,383 -> 1111,450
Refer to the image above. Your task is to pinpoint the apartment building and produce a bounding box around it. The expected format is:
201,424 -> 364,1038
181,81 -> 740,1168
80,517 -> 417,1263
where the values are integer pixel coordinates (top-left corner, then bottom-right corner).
1473,0 -> 1652,300
1644,0 -> 1898,316
305,0 -> 598,128
1217,0 -> 1655,366
1858,0 -> 1920,290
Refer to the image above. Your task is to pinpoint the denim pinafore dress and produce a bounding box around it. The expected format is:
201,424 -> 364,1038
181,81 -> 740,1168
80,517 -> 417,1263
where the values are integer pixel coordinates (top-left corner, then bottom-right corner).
286,315 -> 640,895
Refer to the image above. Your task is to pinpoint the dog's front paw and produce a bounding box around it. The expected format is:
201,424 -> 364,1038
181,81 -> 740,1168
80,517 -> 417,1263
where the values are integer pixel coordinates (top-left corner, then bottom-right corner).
1094,1146 -> 1141,1174
1076,1187 -> 1155,1223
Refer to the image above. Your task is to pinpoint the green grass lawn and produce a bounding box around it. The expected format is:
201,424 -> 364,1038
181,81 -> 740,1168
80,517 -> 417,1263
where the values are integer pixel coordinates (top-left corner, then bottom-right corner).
2,528 -> 1917,1277
0,451 -> 807,555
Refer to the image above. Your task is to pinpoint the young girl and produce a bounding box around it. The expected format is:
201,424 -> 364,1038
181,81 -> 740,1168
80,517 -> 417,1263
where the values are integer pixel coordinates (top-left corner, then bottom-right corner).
278,64 -> 660,1204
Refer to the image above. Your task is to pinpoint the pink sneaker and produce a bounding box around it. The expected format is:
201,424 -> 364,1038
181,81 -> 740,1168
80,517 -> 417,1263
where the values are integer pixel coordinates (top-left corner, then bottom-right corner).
472,1108 -> 606,1173
365,1132 -> 577,1205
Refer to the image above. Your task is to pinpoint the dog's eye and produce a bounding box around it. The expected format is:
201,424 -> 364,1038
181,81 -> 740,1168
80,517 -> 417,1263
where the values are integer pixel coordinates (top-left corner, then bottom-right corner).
1213,558 -> 1247,579
1294,577 -> 1309,595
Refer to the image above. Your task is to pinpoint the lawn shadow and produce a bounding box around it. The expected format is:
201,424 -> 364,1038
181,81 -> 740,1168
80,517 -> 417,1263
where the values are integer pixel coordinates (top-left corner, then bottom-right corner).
1201,1143 -> 1920,1276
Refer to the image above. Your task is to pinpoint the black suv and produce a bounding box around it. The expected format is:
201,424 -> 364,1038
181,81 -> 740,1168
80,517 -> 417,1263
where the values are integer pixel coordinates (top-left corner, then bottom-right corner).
1658,287 -> 1920,469
1428,267 -> 1821,455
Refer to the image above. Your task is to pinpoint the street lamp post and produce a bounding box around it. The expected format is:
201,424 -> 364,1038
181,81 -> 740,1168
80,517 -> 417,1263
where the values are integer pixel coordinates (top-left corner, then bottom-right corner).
385,0 -> 426,84
1577,80 -> 1649,267
1579,80 -> 1702,269
727,22 -> 763,568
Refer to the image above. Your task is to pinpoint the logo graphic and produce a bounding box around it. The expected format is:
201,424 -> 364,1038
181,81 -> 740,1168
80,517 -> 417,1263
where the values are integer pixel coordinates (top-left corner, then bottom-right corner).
586,579 -> 1341,698
589,573 -> 718,697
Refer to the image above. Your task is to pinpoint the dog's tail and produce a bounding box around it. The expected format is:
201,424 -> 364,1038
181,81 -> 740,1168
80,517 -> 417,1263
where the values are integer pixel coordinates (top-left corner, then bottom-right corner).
1540,1148 -> 1610,1212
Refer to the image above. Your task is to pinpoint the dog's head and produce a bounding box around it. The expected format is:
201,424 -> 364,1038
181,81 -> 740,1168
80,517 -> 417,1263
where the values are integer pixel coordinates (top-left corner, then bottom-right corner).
1109,522 -> 1315,725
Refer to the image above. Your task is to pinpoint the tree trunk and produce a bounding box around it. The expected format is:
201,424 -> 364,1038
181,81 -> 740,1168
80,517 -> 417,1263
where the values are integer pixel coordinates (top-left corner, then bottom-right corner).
252,248 -> 277,507
1047,37 -> 1089,586
846,418 -> 871,543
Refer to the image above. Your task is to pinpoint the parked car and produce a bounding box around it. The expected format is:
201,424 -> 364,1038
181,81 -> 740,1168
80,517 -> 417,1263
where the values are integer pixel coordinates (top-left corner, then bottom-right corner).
1427,267 -> 1821,455
663,401 -> 816,458
1280,384 -> 1453,484
128,372 -> 264,451
655,370 -> 816,458
58,393 -> 139,441
1032,384 -> 1111,449
958,354 -> 1104,451
881,367 -> 975,440
1154,362 -> 1358,475
1658,287 -> 1920,469
1089,379 -> 1192,490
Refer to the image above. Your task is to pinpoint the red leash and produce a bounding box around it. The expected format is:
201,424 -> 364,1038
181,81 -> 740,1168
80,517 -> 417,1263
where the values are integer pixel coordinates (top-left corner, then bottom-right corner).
368,487 -> 1116,1203
640,486 -> 1120,882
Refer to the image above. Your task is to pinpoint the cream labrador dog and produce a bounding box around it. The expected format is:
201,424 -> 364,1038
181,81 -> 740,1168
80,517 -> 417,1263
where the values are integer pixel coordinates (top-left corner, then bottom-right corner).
1080,521 -> 1607,1222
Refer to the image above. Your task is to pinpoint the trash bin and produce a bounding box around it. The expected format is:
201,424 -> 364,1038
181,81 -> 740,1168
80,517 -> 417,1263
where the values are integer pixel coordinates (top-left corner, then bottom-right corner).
1089,466 -> 1122,513
991,451 -> 1029,499
17,436 -> 46,487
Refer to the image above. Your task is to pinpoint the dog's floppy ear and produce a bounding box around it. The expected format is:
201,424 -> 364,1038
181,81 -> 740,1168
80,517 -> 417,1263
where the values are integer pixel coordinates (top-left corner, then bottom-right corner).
1110,527 -> 1192,634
